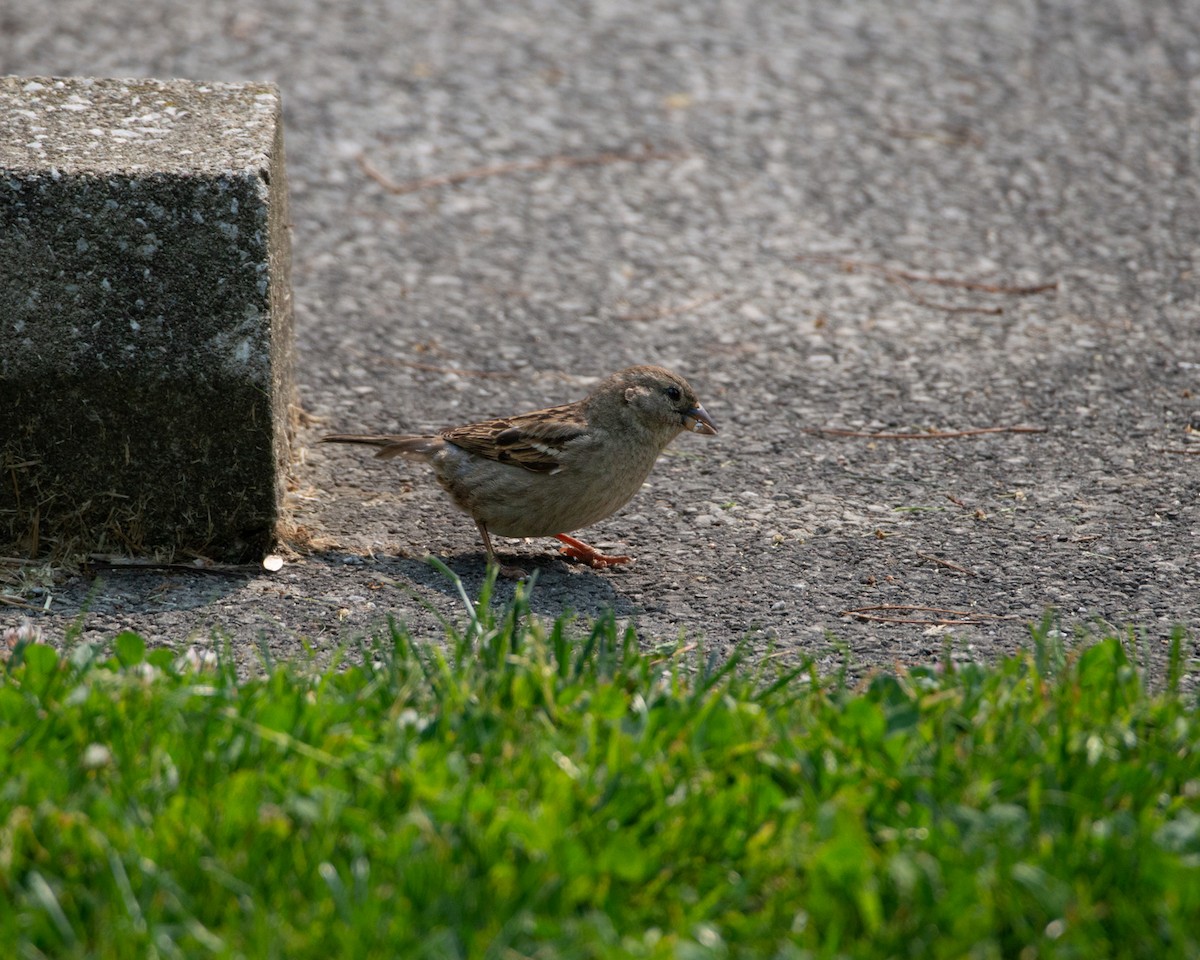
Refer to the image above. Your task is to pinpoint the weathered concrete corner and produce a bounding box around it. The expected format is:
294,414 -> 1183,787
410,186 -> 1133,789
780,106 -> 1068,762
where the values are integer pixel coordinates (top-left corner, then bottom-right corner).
0,76 -> 294,562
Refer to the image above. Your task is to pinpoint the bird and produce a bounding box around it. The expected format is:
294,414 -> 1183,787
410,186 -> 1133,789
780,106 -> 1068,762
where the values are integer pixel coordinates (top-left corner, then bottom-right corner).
321,365 -> 718,577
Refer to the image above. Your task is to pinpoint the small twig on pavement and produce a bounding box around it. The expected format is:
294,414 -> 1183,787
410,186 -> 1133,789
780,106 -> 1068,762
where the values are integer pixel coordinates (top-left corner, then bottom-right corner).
883,267 -> 1057,296
85,559 -> 259,578
797,255 -> 1058,295
804,425 -> 1048,440
358,146 -> 685,195
650,643 -> 697,667
916,553 -> 977,577
886,273 -> 1004,315
842,604 -> 1020,625
1,595 -> 37,609
616,292 -> 725,323
796,254 -> 1057,314
375,359 -> 520,379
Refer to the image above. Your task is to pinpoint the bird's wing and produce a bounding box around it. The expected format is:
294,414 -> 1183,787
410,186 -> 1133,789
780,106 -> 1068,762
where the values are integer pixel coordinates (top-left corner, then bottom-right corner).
441,402 -> 589,474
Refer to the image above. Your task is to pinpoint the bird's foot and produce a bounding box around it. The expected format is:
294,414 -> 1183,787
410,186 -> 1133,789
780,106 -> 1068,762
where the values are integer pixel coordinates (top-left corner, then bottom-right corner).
554,534 -> 632,568
497,562 -> 529,580
477,520 -> 529,579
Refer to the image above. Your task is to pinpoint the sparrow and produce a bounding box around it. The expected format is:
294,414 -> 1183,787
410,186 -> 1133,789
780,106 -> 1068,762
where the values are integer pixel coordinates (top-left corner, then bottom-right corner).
321,365 -> 718,577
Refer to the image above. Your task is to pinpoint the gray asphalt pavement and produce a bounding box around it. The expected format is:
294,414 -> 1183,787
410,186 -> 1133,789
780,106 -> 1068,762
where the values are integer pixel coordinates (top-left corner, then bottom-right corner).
4,0 -> 1197,683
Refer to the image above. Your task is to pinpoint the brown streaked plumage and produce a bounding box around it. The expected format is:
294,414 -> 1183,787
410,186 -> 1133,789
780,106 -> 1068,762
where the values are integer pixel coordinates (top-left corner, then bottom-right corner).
321,365 -> 718,577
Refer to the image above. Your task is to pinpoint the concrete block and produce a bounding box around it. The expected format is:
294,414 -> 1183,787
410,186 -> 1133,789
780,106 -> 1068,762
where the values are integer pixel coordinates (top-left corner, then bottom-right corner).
0,76 -> 294,562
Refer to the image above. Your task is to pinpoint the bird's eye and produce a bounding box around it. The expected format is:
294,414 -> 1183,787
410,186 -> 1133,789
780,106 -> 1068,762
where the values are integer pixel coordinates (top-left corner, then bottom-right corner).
665,385 -> 682,402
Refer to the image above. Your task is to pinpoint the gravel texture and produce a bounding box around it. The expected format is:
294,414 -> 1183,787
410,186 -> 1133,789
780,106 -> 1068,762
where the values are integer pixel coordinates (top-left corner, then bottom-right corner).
3,0 -> 1197,685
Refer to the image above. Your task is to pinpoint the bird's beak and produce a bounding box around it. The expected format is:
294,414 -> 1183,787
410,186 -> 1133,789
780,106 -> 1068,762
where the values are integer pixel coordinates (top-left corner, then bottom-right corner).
683,404 -> 718,436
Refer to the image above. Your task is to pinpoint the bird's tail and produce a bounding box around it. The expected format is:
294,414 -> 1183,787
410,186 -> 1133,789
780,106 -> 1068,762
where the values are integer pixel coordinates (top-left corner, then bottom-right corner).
320,434 -> 442,460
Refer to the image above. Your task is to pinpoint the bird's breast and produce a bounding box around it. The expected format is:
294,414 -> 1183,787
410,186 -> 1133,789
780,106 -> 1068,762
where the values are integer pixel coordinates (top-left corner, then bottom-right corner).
436,439 -> 660,538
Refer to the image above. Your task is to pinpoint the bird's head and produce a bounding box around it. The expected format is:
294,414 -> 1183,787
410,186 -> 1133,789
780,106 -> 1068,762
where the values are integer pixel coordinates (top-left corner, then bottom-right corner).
608,365 -> 718,440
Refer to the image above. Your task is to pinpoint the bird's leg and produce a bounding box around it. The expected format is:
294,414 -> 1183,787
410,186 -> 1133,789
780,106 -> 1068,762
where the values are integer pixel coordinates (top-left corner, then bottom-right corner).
554,533 -> 633,568
475,520 -> 528,579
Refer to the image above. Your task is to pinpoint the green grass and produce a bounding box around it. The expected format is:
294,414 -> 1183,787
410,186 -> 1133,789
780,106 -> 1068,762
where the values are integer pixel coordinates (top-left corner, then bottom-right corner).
1,569 -> 1197,959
